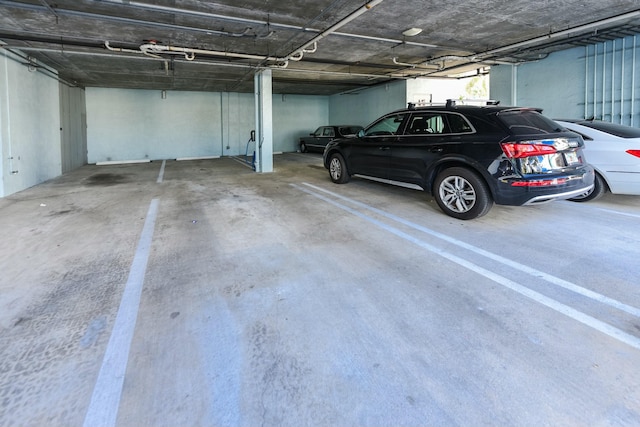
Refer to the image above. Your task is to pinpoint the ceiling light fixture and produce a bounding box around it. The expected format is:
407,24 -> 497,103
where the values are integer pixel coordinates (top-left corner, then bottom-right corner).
402,28 -> 423,37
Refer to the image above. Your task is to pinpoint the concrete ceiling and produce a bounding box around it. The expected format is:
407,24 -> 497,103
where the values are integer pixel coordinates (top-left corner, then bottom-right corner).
1,0 -> 640,95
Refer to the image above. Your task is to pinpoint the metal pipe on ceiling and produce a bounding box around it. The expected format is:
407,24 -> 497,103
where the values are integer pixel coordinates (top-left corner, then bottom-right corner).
332,31 -> 441,49
408,9 -> 640,79
473,9 -> 640,61
408,8 -> 640,73
27,0 -> 447,50
8,40 -> 406,79
266,0 -> 385,64
4,45 -> 402,80
104,41 -> 140,54
38,0 -> 58,17
102,1 -> 385,71
136,42 -> 291,64
0,0 -> 255,38
284,0 -> 384,58
392,57 -> 440,70
1,0 -> 423,70
274,65 -> 409,80
226,0 -> 390,93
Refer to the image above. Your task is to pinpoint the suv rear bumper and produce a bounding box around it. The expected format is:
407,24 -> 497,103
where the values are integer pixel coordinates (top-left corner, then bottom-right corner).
523,184 -> 594,205
492,165 -> 595,206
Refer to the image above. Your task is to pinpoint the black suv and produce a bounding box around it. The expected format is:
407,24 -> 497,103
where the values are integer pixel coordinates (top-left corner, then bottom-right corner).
323,101 -> 594,220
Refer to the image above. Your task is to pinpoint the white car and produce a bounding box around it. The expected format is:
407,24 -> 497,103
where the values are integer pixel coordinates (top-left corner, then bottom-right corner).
554,119 -> 640,201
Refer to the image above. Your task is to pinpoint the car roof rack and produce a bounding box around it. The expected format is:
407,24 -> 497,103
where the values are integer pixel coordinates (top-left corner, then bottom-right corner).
407,98 -> 500,110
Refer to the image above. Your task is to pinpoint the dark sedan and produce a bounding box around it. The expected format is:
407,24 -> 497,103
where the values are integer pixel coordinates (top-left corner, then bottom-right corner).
299,125 -> 363,153
323,102 -> 595,220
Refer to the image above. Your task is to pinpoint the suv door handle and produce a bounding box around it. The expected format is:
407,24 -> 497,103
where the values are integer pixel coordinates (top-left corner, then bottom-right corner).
379,146 -> 391,151
430,147 -> 443,153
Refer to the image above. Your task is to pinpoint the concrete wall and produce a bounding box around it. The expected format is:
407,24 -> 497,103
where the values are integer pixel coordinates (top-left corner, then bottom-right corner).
87,88 -> 225,162
0,49 -> 63,197
273,93 -> 328,153
329,80 -> 407,128
490,47 -> 586,119
220,92 -> 254,156
86,88 -> 327,161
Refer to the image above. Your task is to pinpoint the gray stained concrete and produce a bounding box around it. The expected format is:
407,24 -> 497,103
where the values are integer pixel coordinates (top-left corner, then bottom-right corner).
1,154 -> 640,426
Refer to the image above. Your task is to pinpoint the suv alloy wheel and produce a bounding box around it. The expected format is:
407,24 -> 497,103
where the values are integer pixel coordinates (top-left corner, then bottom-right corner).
433,167 -> 493,220
329,153 -> 350,184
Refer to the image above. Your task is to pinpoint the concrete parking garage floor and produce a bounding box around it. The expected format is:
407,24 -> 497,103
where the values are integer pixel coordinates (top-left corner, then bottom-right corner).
1,153 -> 639,426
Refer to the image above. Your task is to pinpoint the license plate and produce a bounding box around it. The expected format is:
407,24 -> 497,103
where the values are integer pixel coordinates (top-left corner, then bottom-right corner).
564,151 -> 580,165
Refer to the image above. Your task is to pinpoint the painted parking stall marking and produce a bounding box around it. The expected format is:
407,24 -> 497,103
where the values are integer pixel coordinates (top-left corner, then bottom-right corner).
301,182 -> 640,318
157,160 -> 166,183
292,182 -> 640,351
596,207 -> 640,219
83,198 -> 160,427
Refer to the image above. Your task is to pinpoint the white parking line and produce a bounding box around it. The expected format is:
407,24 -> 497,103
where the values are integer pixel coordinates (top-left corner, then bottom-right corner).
293,183 -> 640,351
596,207 -> 640,219
156,160 -> 166,183
83,198 -> 159,427
301,182 -> 640,319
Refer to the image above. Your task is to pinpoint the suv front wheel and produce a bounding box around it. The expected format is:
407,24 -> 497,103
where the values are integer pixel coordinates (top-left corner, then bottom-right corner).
433,167 -> 493,220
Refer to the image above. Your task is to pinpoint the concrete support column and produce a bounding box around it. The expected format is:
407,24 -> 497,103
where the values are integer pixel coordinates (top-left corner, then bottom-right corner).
254,69 -> 273,173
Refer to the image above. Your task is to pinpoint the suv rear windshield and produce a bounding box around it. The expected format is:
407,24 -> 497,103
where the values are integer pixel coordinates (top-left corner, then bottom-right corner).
497,109 -> 563,135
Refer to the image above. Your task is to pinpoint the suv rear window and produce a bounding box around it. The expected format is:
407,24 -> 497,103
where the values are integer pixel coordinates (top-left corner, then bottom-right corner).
447,113 -> 474,133
497,109 -> 562,135
405,113 -> 473,135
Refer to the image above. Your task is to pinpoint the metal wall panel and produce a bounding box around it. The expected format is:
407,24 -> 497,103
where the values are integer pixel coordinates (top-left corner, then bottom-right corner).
585,36 -> 639,126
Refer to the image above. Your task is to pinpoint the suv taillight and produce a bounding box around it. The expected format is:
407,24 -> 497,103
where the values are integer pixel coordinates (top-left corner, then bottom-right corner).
501,141 -> 557,158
